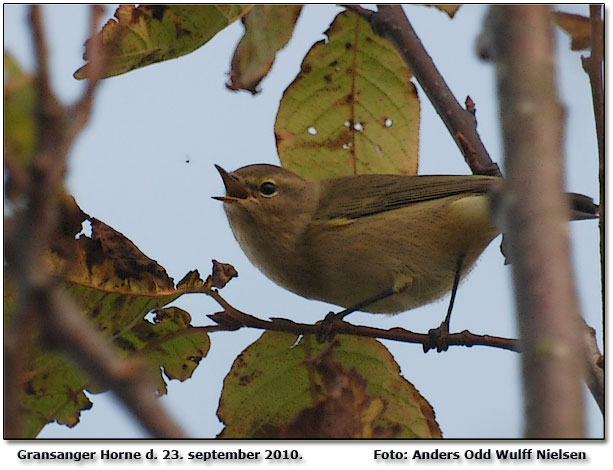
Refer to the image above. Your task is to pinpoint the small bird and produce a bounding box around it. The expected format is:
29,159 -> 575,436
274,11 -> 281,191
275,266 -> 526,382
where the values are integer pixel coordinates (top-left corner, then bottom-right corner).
213,164 -> 597,315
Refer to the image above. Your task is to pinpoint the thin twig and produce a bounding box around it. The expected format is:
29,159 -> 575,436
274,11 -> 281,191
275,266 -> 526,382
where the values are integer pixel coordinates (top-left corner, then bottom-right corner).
69,5 -> 107,138
201,286 -> 520,353
30,5 -> 54,110
581,4 -> 604,318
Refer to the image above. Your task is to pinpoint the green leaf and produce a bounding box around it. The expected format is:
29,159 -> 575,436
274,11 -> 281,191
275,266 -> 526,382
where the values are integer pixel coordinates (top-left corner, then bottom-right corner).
74,4 -> 253,79
227,5 -> 303,93
5,195 -> 211,436
218,331 -> 441,438
4,276 -> 93,438
21,349 -> 94,439
122,307 -> 210,394
275,10 -> 420,180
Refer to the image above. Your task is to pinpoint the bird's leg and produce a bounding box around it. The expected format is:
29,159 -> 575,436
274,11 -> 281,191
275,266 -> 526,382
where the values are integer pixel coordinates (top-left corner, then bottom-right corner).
335,288 -> 397,320
425,255 -> 465,352
316,288 -> 396,343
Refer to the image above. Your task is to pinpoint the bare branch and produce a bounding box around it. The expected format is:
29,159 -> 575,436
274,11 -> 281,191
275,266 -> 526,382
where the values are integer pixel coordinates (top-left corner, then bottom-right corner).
4,5 -> 186,438
69,4 -> 107,138
200,286 -> 520,353
581,4 -> 604,317
5,5 -> 64,438
489,5 -> 585,438
42,285 -> 187,438
30,5 -> 54,110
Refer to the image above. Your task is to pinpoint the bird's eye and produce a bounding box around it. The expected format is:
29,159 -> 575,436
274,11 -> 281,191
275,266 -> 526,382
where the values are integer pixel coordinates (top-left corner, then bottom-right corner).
259,181 -> 278,197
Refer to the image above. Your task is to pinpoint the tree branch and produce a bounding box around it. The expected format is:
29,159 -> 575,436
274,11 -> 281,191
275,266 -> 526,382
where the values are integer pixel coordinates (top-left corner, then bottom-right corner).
489,5 -> 585,438
68,4 -> 107,139
30,5 -> 54,110
41,285 -> 187,438
4,5 -> 186,438
346,4 -> 501,176
199,285 -> 520,353
581,4 -> 604,318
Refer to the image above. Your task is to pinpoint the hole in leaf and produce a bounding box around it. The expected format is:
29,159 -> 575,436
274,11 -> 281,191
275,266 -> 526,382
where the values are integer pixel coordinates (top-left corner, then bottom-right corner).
354,122 -> 364,132
144,310 -> 157,324
307,126 -> 318,135
290,335 -> 303,349
75,219 -> 93,239
344,121 -> 351,127
385,118 -> 393,128
375,144 -> 383,155
342,143 -> 353,150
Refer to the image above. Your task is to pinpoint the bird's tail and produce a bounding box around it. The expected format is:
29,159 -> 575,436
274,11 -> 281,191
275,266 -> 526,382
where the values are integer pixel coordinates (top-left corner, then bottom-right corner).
567,193 -> 599,221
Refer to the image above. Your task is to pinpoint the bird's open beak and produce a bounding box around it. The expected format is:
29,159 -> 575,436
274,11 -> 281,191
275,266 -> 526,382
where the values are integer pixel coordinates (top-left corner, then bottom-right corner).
212,164 -> 250,202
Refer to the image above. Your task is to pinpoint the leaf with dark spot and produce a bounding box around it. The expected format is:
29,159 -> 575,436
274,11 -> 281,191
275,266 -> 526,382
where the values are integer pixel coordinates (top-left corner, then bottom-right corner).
275,11 -> 419,180
217,332 -> 441,438
5,195 -> 210,437
279,348 -> 398,438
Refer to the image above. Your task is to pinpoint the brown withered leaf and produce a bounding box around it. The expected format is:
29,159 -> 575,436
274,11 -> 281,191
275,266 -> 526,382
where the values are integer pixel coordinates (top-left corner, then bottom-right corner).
47,195 -> 175,295
209,259 -> 238,289
553,12 -> 593,51
426,5 -> 461,18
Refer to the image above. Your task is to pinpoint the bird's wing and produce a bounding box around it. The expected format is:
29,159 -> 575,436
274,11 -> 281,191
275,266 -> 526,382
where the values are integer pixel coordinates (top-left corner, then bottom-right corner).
315,174 -> 499,220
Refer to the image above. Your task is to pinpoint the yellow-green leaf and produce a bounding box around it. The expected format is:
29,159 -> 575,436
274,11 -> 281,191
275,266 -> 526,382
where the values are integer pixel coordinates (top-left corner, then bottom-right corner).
275,11 -> 420,180
122,307 -> 210,394
4,277 -> 93,438
46,196 -> 211,389
228,5 -> 302,93
5,195 -> 210,436
218,332 -> 441,438
74,4 -> 253,79
21,349 -> 94,439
